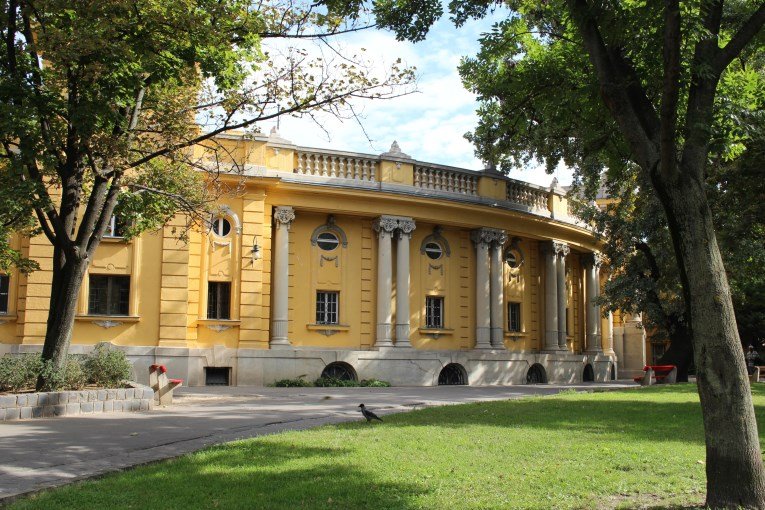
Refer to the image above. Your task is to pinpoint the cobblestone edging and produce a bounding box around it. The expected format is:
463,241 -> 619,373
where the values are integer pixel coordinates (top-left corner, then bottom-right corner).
0,385 -> 154,421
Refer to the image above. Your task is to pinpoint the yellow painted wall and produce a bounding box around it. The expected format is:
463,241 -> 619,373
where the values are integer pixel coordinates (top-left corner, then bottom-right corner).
1,135 -> 613,361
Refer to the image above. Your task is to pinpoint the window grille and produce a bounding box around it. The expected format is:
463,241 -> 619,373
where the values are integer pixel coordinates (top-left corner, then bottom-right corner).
0,275 -> 8,314
88,275 -> 130,316
207,282 -> 231,319
508,302 -> 521,332
316,291 -> 339,324
425,296 -> 444,329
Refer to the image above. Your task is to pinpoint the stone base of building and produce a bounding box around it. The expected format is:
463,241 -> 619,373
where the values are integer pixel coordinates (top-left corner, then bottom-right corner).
2,343 -> 616,387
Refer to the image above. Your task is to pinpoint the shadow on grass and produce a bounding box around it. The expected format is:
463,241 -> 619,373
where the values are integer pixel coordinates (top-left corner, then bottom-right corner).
10,442 -> 426,510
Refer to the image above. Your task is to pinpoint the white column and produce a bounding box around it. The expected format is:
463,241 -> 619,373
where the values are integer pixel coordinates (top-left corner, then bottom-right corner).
555,242 -> 569,350
542,242 -> 559,350
490,232 -> 507,348
373,216 -> 397,348
584,252 -> 603,352
270,206 -> 295,348
471,229 -> 493,349
395,219 -> 416,347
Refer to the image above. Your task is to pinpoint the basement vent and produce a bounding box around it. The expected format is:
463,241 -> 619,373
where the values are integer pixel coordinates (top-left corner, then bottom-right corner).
205,367 -> 231,386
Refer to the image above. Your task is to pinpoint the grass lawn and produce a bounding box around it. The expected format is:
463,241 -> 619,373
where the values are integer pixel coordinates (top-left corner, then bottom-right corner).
11,384 -> 765,510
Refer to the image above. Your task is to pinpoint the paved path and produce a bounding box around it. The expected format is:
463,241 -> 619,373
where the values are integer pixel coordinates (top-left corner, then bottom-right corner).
0,382 -> 634,502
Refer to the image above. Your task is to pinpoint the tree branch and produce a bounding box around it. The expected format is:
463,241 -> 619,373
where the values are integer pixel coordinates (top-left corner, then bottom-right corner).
660,0 -> 682,178
712,1 -> 765,75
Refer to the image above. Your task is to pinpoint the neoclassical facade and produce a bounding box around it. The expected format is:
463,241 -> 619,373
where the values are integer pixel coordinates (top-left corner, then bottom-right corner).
0,130 -> 648,386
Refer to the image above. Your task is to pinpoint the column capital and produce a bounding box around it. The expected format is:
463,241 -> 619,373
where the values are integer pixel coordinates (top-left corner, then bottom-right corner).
372,215 -> 399,237
582,251 -> 604,269
397,218 -> 416,239
273,206 -> 295,229
553,241 -> 570,257
373,215 -> 416,239
471,227 -> 507,247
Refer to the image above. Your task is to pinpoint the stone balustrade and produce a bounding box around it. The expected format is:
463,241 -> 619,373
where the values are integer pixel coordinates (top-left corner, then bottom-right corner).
506,180 -> 548,211
413,164 -> 479,195
295,151 -> 378,182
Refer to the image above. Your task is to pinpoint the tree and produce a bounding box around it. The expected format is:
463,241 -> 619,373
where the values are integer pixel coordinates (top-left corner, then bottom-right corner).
343,0 -> 765,505
0,0 -> 413,389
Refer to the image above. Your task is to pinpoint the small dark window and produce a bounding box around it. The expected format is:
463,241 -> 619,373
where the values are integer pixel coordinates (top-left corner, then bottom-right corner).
212,217 -> 231,237
565,308 -> 570,336
508,302 -> 521,332
316,291 -> 339,324
316,232 -> 340,251
208,282 -> 231,319
504,250 -> 519,268
425,296 -> 444,329
0,275 -> 9,314
205,367 -> 231,386
88,275 -> 130,316
105,215 -> 126,238
424,242 -> 443,260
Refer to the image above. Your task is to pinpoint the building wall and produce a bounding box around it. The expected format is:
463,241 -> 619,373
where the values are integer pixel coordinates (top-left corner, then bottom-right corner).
0,132 -> 633,385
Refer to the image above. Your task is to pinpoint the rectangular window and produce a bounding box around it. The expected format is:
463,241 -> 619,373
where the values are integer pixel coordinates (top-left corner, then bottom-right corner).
0,275 -> 9,314
104,215 -> 125,238
88,275 -> 130,316
316,291 -> 339,324
425,296 -> 444,329
207,282 -> 231,320
508,302 -> 521,332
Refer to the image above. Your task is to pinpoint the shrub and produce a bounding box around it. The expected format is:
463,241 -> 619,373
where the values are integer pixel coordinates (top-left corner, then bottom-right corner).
314,377 -> 359,387
83,343 -> 132,387
360,379 -> 391,387
273,376 -> 312,387
0,353 -> 42,392
37,356 -> 89,392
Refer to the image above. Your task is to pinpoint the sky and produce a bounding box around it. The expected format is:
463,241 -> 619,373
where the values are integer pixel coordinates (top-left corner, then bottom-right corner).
259,10 -> 574,188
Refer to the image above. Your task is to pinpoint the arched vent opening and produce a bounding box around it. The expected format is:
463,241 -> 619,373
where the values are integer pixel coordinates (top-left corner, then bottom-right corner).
438,363 -> 468,385
583,364 -> 595,382
320,362 -> 358,381
526,363 -> 547,384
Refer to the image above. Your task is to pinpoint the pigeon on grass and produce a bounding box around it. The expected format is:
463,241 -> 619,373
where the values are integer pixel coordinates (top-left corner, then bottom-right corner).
358,403 -> 383,422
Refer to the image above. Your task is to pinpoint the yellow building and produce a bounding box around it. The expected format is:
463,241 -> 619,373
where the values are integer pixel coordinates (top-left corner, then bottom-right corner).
0,129 -> 648,386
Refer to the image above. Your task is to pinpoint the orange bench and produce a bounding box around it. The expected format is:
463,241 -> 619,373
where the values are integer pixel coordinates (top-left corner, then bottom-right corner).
634,365 -> 677,386
149,364 -> 183,405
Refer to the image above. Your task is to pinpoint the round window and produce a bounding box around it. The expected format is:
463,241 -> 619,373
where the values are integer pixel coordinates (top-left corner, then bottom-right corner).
212,217 -> 231,237
424,242 -> 443,260
317,231 -> 340,251
505,250 -> 520,268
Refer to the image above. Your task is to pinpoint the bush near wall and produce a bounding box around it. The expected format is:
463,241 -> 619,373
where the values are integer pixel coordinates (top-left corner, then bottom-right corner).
0,344 -> 132,393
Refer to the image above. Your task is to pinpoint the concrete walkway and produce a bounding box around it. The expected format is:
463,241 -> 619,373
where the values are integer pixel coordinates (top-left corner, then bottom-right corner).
0,382 -> 634,502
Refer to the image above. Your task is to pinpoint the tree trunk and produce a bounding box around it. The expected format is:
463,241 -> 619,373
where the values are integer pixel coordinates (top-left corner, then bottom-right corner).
658,325 -> 693,382
658,171 -> 765,508
36,254 -> 88,390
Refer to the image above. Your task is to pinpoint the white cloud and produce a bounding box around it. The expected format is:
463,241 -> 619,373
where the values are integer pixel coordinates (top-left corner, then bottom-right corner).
260,11 -> 575,187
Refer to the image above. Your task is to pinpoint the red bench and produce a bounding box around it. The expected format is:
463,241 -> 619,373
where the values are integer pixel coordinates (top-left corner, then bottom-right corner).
149,364 -> 183,405
634,365 -> 677,386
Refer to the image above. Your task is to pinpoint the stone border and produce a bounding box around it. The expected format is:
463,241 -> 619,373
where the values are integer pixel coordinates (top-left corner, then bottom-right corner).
0,384 -> 154,421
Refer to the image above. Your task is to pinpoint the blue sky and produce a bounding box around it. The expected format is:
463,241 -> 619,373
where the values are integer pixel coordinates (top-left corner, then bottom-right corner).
260,9 -> 573,187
